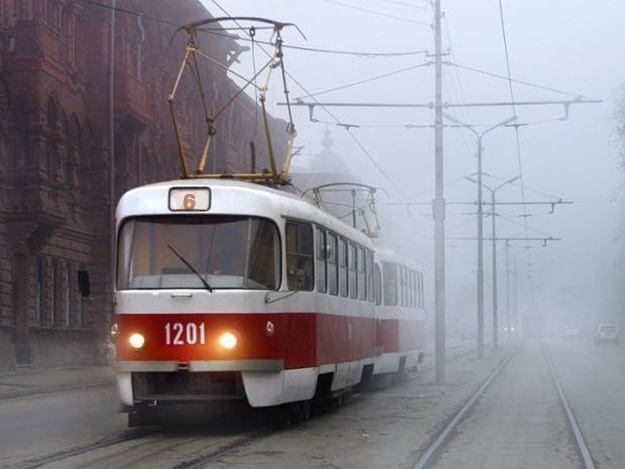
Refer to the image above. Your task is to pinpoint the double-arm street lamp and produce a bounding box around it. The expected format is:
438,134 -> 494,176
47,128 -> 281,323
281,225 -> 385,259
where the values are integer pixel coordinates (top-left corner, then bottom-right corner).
443,113 -> 516,359
465,174 -> 521,350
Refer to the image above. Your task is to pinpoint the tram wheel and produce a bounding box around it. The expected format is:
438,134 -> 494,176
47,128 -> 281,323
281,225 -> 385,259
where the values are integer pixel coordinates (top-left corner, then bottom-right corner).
287,400 -> 311,424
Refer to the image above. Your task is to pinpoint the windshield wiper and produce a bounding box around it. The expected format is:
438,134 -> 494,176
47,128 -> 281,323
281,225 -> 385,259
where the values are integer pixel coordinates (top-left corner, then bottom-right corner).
167,244 -> 213,292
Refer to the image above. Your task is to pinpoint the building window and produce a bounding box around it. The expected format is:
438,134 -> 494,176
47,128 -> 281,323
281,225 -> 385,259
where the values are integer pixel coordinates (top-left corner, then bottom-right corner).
78,265 -> 88,328
35,256 -> 44,326
50,259 -> 58,327
44,0 -> 61,31
63,263 -> 71,328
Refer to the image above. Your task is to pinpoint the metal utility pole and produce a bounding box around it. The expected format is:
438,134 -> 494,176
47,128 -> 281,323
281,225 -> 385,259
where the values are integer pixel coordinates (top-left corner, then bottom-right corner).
465,175 -> 520,350
433,0 -> 445,383
109,0 -> 116,301
505,241 -> 511,340
488,176 -> 520,349
444,114 -> 516,358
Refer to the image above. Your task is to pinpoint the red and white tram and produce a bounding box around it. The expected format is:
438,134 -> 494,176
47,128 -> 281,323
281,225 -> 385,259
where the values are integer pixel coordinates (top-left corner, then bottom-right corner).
113,179 -> 380,424
371,248 -> 426,382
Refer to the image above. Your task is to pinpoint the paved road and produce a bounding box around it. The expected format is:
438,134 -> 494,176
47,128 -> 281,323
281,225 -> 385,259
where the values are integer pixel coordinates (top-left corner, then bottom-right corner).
0,386 -> 126,468
11,342 -> 608,468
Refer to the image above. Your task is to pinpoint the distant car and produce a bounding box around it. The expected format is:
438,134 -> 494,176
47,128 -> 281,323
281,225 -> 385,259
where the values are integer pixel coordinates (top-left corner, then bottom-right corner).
564,325 -> 581,339
594,324 -> 620,346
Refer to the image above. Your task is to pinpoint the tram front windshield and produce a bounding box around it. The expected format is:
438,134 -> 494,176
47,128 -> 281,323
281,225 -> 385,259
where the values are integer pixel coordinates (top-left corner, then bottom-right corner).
117,215 -> 280,290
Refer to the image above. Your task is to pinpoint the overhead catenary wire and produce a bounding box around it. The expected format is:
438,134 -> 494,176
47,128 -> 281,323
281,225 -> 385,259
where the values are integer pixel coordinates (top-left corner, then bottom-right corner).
294,62 -> 431,101
488,174 -> 564,202
448,62 -> 584,99
371,0 -> 434,12
93,0 -> 592,211
207,0 -> 409,200
317,0 -> 432,26
77,0 -> 179,26
497,0 -> 532,280
175,28 -> 430,58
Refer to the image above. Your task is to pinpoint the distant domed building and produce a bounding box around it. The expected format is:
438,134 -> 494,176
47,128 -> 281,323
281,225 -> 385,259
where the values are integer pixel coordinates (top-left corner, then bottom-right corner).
309,128 -> 350,175
291,128 -> 375,234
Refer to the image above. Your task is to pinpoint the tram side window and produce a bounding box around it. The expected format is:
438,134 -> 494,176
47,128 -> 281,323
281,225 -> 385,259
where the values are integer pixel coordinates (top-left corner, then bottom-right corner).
339,238 -> 348,297
418,272 -> 424,308
374,263 -> 382,306
412,270 -> 417,307
383,262 -> 398,306
405,267 -> 410,307
397,266 -> 403,306
366,250 -> 374,302
358,247 -> 366,300
349,243 -> 358,299
247,219 -> 280,290
328,233 -> 338,296
315,226 -> 327,293
285,221 -> 313,291
410,269 -> 416,308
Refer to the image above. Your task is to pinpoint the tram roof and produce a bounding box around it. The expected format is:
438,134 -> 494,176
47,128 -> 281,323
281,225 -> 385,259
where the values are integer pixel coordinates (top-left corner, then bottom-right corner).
116,179 -> 373,246
373,245 -> 424,272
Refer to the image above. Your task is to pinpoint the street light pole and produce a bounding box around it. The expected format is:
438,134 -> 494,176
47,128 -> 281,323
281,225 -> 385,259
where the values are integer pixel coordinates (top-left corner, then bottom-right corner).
488,175 -> 520,349
443,113 -> 515,359
465,173 -> 520,350
505,240 -> 511,341
433,0 -> 446,384
490,187 -> 496,347
476,135 -> 485,358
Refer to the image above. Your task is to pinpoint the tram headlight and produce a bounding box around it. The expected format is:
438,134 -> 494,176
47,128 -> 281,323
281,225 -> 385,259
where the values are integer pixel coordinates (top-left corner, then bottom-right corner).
218,331 -> 238,349
129,332 -> 146,349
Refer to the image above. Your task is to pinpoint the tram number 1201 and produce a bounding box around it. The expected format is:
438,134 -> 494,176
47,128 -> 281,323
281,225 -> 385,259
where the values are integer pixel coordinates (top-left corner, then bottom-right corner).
164,322 -> 206,345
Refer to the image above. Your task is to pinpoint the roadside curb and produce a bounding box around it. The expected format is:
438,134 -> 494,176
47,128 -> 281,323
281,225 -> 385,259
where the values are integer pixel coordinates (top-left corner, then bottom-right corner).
0,368 -> 115,400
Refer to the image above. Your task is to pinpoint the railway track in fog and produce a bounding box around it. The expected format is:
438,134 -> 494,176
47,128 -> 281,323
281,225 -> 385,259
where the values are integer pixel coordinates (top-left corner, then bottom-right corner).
7,423 -> 278,469
542,344 -> 595,469
7,428 -> 156,469
412,342 -> 596,469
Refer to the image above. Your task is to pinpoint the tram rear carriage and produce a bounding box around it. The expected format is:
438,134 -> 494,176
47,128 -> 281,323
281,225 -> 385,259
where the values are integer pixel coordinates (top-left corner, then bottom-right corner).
113,179 -> 376,421
372,248 -> 426,381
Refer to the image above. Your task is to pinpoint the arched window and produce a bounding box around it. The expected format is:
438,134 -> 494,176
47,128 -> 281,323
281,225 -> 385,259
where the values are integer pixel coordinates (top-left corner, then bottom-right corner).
67,114 -> 80,164
80,121 -> 94,167
47,96 -> 58,131
0,78 -> 8,127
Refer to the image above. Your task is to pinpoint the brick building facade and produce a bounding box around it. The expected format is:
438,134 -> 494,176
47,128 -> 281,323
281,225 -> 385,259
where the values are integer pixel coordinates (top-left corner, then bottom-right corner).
0,0 -> 287,367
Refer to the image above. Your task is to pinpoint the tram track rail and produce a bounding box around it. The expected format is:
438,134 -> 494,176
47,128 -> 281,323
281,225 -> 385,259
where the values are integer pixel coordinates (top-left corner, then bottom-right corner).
411,342 -> 597,469
6,424 -> 281,469
411,346 -> 518,469
7,428 -> 157,469
542,343 -> 596,469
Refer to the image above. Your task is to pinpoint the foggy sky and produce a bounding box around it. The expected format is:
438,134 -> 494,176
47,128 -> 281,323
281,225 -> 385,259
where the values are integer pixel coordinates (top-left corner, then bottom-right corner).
200,0 -> 625,332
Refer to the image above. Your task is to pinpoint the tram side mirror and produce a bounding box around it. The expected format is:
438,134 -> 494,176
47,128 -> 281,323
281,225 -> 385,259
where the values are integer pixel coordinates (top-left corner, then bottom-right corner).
77,270 -> 91,297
